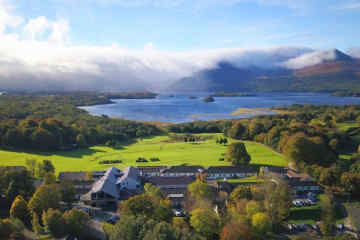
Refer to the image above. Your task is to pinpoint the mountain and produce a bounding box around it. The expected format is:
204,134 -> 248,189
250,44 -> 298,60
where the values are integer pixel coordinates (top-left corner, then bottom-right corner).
169,49 -> 360,92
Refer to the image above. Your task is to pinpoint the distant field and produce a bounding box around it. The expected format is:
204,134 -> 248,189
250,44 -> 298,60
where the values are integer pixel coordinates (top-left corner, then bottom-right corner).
0,133 -> 288,173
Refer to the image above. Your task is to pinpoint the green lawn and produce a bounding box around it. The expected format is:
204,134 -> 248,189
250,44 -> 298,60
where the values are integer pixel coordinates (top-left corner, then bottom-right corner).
0,134 -> 288,173
288,195 -> 346,224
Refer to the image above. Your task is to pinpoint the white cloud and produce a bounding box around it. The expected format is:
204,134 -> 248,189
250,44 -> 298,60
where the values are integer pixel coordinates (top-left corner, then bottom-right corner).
0,0 -> 23,34
349,48 -> 360,58
282,49 -> 339,69
24,16 -> 69,44
0,0 -> 327,92
64,0 -> 311,9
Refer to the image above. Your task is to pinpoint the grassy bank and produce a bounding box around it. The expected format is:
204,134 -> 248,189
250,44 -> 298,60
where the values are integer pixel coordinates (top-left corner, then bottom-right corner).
0,134 -> 288,173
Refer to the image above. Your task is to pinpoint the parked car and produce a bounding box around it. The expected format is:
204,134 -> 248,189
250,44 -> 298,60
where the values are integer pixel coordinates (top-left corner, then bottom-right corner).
106,216 -> 120,224
337,223 -> 344,231
173,209 -> 185,217
311,224 -> 318,230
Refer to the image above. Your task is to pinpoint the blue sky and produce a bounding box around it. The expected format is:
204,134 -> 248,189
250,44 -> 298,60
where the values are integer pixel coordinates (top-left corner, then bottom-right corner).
11,0 -> 360,51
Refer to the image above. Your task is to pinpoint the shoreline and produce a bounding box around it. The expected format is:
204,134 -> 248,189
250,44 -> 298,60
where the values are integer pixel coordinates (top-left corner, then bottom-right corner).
231,107 -> 293,116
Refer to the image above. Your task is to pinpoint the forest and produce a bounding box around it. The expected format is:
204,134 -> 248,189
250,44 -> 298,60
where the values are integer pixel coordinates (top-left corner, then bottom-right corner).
0,93 -> 161,151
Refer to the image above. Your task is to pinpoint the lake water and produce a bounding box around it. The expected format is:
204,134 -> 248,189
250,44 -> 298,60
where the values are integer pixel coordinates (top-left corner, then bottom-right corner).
80,92 -> 360,123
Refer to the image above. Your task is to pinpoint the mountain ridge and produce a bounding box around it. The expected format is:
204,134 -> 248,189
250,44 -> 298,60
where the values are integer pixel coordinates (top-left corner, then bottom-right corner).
169,49 -> 360,92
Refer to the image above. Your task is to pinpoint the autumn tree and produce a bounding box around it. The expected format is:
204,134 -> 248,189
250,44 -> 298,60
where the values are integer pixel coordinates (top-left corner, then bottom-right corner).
220,220 -> 252,240
9,195 -> 31,226
226,142 -> 251,165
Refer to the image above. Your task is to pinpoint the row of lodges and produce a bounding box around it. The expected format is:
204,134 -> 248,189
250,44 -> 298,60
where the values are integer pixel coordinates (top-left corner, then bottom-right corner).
57,165 -> 321,208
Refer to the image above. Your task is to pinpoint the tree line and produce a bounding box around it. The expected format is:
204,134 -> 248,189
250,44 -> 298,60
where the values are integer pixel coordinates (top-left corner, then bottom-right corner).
0,93 -> 161,151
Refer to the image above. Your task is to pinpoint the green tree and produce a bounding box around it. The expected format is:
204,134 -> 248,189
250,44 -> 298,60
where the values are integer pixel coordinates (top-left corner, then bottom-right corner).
226,142 -> 251,165
31,212 -> 43,235
248,120 -> 264,139
246,201 -> 261,219
229,122 -> 247,140
28,184 -> 62,217
63,209 -> 90,238
43,172 -> 56,185
36,160 -> 55,178
143,222 -> 177,240
188,180 -> 216,202
252,212 -> 271,235
190,208 -> 220,239
0,219 -> 15,239
25,159 -> 37,177
59,181 -> 77,206
76,134 -> 87,147
9,195 -> 31,226
119,194 -> 155,219
42,209 -> 66,238
109,215 -> 144,240
320,192 -> 336,236
230,185 -> 252,203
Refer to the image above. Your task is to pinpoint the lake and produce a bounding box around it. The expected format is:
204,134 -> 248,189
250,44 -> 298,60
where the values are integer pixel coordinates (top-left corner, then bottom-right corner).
80,92 -> 360,123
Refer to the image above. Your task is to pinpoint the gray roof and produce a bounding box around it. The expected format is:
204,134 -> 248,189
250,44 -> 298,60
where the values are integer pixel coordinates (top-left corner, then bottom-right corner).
162,165 -> 204,174
117,166 -> 139,184
58,172 -> 87,181
89,167 -> 121,199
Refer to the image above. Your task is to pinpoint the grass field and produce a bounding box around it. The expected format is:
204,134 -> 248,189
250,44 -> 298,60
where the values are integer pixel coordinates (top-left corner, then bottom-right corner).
288,195 -> 346,224
0,133 -> 288,173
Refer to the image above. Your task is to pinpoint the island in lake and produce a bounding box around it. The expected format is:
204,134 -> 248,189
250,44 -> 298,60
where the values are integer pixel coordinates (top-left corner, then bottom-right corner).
203,96 -> 215,102
103,91 -> 158,99
331,91 -> 360,97
210,91 -> 256,97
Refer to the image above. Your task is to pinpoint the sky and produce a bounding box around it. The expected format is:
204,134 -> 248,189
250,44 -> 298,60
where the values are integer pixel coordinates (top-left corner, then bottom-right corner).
0,0 -> 359,91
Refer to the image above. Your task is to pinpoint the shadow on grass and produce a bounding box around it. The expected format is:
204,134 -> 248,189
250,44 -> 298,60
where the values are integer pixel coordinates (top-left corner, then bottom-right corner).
289,208 -> 321,222
0,147 -> 107,159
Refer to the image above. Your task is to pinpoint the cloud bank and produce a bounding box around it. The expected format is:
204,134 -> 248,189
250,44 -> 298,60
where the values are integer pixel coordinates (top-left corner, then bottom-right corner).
0,0 -> 355,92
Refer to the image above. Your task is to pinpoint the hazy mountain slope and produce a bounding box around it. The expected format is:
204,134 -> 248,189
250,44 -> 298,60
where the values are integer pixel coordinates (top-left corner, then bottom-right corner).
169,49 -> 360,92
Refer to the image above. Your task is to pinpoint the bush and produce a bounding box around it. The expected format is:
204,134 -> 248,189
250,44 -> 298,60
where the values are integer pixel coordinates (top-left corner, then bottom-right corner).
136,157 -> 148,163
99,160 -> 123,165
150,158 -> 160,162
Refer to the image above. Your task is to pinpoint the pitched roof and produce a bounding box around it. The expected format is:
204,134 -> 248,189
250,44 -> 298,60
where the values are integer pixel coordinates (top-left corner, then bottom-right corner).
90,167 -> 121,198
117,166 -> 139,184
136,166 -> 166,172
58,172 -> 87,181
205,166 -> 256,174
148,176 -> 196,186
162,165 -> 204,174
